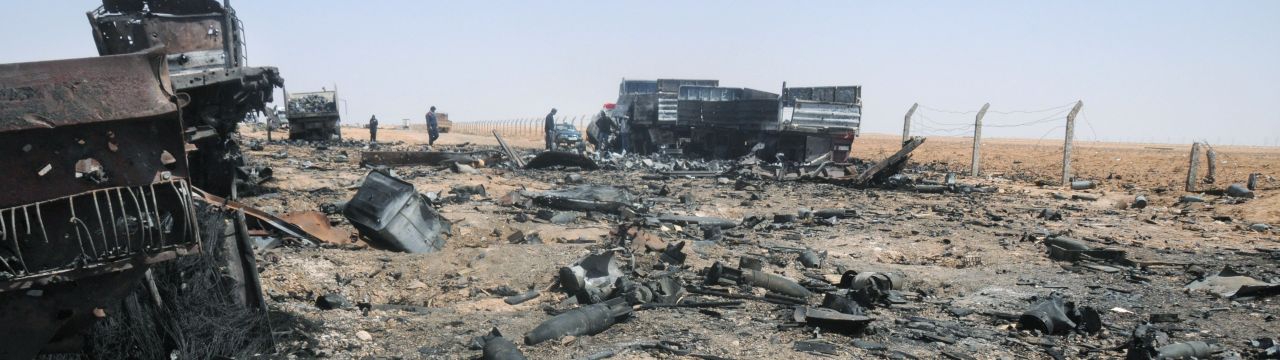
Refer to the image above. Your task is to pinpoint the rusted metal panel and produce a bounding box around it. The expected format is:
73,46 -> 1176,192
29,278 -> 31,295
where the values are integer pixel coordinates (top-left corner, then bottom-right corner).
0,49 -> 175,133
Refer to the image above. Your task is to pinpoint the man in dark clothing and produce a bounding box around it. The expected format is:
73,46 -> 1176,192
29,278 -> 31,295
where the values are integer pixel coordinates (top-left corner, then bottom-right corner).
544,108 -> 558,150
368,115 -> 379,143
426,106 -> 440,147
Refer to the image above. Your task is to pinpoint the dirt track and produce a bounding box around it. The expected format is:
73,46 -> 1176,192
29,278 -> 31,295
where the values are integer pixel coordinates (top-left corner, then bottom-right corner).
238,126 -> 1279,359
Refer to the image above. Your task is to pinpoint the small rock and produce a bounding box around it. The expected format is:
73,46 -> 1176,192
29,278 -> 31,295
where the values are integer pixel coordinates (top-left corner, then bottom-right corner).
1250,223 -> 1271,232
355,330 -> 373,341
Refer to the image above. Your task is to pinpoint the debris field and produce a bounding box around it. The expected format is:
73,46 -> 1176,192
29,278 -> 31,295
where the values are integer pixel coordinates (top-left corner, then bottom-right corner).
237,127 -> 1280,359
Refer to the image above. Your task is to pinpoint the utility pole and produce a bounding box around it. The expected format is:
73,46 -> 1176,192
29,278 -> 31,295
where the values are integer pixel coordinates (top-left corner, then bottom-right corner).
970,103 -> 989,177
1061,100 -> 1084,185
903,103 -> 918,146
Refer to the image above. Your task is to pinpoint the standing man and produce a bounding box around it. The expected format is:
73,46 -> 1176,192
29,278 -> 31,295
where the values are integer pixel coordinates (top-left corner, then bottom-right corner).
617,116 -> 631,154
368,115 -> 379,144
544,108 -> 558,151
426,106 -> 440,148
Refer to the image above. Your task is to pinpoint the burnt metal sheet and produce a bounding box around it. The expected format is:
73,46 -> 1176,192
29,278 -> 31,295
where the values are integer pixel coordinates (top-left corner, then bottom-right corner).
192,189 -> 325,244
360,151 -> 501,167
91,11 -> 227,56
278,211 -> 350,245
524,151 -> 598,170
0,49 -> 175,133
343,171 -> 451,253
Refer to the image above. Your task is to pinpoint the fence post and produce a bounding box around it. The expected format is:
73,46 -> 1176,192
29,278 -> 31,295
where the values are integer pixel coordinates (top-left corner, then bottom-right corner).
1062,100 -> 1084,185
1205,144 -> 1217,184
970,103 -> 989,177
903,103 -> 917,145
1186,142 -> 1201,192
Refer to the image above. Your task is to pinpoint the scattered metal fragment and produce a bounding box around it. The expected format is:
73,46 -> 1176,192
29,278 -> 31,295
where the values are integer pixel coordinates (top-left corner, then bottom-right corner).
1185,266 -> 1280,299
793,339 -> 840,355
848,137 -> 927,186
656,214 -> 738,229
797,249 -> 826,268
278,211 -> 351,245
793,306 -> 874,334
316,293 -> 351,310
705,261 -> 812,299
524,297 -> 632,345
1156,341 -> 1219,359
504,289 -> 541,306
481,328 -> 528,360
1178,195 -> 1204,203
559,252 -> 625,304
1018,293 -> 1101,335
1225,183 -> 1254,198
525,151 -> 599,170
529,185 -> 634,214
1044,236 -> 1128,264
359,151 -> 498,167
1070,180 -> 1096,190
1132,195 -> 1148,209
343,171 -> 451,253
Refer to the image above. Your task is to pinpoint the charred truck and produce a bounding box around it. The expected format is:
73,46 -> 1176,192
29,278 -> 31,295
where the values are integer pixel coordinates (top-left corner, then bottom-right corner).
88,0 -> 283,197
285,90 -> 341,140
0,1 -> 280,357
591,79 -> 861,161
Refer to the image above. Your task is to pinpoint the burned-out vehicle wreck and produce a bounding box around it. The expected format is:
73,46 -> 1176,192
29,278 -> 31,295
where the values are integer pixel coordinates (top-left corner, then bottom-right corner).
88,0 -> 283,197
590,79 -> 862,162
0,0 -> 279,358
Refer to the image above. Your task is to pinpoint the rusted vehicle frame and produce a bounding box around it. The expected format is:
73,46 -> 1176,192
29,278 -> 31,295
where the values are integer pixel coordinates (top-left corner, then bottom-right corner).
0,49 -> 200,359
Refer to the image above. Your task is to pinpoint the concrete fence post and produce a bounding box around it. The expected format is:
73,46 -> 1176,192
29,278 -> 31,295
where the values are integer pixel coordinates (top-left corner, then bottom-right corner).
1062,100 -> 1084,185
970,103 -> 990,177
903,103 -> 917,145
1186,142 -> 1202,192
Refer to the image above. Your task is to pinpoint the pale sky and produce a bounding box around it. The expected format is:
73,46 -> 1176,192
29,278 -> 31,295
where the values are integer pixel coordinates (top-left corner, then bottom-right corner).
3,1 -> 1278,145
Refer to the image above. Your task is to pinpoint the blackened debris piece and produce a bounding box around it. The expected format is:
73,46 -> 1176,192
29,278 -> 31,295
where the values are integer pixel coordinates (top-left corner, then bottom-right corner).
1132,195 -> 1148,209
530,185 -> 634,214
656,214 -> 738,229
1018,293 -> 1101,335
504,290 -> 541,306
1184,266 -> 1280,299
659,241 -> 688,265
1225,183 -> 1255,198
316,293 -> 351,310
852,136 -> 926,186
793,306 -> 874,335
797,249 -> 826,268
343,171 -> 451,253
1044,236 -> 1128,264
524,297 -> 632,345
525,151 -> 599,170
705,261 -> 812,299
481,328 -> 528,360
359,150 -> 499,167
559,252 -> 625,304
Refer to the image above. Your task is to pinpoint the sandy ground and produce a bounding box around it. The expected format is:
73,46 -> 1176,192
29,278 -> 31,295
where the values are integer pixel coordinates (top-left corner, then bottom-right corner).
236,125 -> 1279,359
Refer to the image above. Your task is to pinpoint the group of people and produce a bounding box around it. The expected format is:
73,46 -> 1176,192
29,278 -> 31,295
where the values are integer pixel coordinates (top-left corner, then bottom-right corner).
366,106 -> 441,147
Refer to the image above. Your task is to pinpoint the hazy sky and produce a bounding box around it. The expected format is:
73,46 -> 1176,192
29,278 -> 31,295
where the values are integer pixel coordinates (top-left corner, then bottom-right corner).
3,1 -> 1278,145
